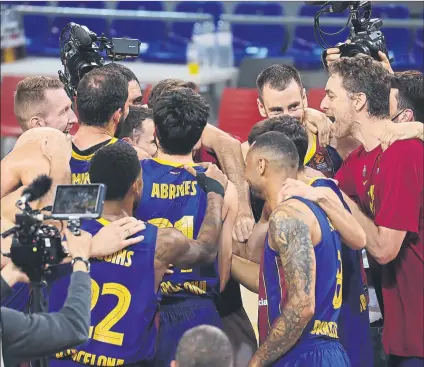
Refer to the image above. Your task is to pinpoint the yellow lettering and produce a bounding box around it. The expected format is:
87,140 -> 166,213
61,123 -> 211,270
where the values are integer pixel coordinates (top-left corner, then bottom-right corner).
98,356 -> 108,366
310,320 -> 338,338
151,183 -> 160,198
72,172 -> 90,184
360,294 -> 367,312
310,320 -> 321,335
76,351 -> 85,363
169,184 -> 176,200
125,251 -> 133,267
104,254 -> 113,262
333,250 -> 343,309
115,250 -> 126,266
184,181 -> 190,195
83,352 -> 92,364
107,357 -> 116,366
177,184 -> 185,197
116,360 -> 124,366
191,181 -> 197,196
160,183 -> 169,199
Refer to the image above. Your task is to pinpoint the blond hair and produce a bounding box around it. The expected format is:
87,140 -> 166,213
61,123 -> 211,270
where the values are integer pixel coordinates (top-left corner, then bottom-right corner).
14,76 -> 64,130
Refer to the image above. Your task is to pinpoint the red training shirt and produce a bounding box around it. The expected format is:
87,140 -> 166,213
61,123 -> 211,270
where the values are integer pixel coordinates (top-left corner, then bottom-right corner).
336,139 -> 423,358
335,139 -> 424,357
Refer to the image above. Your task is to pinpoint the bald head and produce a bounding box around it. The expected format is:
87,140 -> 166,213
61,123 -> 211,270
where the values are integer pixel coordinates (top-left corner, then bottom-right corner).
173,325 -> 233,367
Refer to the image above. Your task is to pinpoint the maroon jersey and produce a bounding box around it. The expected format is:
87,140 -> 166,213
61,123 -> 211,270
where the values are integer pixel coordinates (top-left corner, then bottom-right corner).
336,139 -> 424,357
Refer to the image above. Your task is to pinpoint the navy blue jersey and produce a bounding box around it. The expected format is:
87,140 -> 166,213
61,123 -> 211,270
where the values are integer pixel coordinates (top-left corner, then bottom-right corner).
258,197 -> 344,365
135,158 -> 220,303
70,138 -> 119,184
311,178 -> 373,367
49,218 -> 159,366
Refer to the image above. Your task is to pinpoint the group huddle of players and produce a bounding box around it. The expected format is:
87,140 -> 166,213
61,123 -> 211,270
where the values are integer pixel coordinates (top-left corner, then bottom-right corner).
1,52 -> 423,367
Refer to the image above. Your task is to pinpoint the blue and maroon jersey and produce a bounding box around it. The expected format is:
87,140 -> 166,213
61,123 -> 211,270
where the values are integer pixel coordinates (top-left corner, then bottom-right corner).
70,138 -> 119,184
49,217 -> 159,366
304,135 -> 342,179
135,158 -> 220,303
258,196 -> 343,363
311,178 -> 372,367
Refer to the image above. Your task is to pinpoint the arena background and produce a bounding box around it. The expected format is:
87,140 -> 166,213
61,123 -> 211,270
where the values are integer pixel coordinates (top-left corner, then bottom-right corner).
1,0 -> 424,336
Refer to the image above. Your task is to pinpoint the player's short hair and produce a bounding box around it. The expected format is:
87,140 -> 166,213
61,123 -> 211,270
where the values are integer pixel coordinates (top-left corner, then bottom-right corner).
175,325 -> 234,367
89,142 -> 141,201
77,68 -> 128,127
248,115 -> 308,169
391,70 -> 424,123
251,131 -> 299,171
102,62 -> 140,85
256,64 -> 303,102
116,106 -> 153,140
148,78 -> 198,108
14,76 -> 64,129
153,88 -> 209,155
328,56 -> 391,119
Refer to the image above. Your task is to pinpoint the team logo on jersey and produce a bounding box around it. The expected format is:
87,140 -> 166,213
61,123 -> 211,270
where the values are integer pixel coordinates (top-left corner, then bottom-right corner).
258,298 -> 268,306
313,151 -> 331,172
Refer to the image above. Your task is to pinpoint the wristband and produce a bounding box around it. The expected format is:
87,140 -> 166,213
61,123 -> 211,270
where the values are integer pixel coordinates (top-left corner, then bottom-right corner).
71,257 -> 91,273
196,172 -> 225,198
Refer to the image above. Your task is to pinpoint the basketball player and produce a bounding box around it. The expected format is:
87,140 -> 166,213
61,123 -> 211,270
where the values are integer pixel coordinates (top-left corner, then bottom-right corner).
49,142 -> 227,366
235,131 -> 350,366
147,78 -> 255,243
134,87 -> 238,367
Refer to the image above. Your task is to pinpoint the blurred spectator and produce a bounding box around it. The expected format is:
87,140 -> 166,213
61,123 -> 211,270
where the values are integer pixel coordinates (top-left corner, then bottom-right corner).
102,62 -> 143,106
13,76 -> 77,133
171,325 -> 234,367
116,106 -> 157,156
390,70 -> 424,123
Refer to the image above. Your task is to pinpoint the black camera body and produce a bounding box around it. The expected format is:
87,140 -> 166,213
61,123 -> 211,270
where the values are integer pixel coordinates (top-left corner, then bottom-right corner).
59,23 -> 141,99
338,18 -> 388,59
8,213 -> 65,281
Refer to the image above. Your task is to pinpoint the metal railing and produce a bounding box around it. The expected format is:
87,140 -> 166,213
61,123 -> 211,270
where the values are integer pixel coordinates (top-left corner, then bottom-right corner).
12,5 -> 214,22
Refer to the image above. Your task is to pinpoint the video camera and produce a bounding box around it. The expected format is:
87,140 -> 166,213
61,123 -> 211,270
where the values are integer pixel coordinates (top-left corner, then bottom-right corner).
1,175 -> 106,281
309,1 -> 391,69
58,22 -> 141,99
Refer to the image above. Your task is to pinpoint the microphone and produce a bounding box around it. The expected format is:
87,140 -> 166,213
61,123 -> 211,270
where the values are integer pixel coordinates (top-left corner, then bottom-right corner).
17,175 -> 52,206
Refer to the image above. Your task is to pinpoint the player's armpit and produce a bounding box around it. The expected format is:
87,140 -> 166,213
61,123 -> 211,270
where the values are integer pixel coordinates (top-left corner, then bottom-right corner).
251,207 -> 316,366
218,181 -> 238,291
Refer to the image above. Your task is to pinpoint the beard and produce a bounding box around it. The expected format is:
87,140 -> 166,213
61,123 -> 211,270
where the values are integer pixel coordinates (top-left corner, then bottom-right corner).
332,110 -> 355,139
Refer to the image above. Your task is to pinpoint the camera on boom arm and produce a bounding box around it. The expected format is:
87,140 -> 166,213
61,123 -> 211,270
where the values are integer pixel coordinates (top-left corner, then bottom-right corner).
310,1 -> 391,69
58,22 -> 141,99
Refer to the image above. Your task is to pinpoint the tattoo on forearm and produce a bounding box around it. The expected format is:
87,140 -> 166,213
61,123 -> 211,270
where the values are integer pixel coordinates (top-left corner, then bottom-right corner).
255,206 -> 316,365
196,193 -> 223,254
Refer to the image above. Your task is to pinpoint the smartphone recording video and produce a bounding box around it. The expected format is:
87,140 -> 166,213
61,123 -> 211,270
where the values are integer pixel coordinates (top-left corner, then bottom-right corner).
51,184 -> 106,219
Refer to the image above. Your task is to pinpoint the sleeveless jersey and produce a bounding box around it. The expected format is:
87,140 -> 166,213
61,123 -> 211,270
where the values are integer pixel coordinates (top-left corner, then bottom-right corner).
49,218 -> 159,366
305,135 -> 342,179
70,138 -> 119,184
135,158 -> 220,303
258,197 -> 343,360
310,178 -> 372,367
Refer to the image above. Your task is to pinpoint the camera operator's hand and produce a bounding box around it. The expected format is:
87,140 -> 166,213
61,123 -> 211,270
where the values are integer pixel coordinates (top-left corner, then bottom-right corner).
304,108 -> 332,147
91,217 -> 146,257
1,262 -> 30,287
64,228 -> 92,267
377,51 -> 394,74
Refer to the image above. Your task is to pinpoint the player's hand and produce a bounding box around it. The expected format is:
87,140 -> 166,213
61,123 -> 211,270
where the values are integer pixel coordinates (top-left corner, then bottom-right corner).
165,264 -> 174,274
64,228 -> 92,260
304,108 -> 332,147
325,47 -> 342,65
378,122 -> 423,151
184,162 -> 228,191
303,166 -> 326,181
233,209 -> 255,243
278,178 -> 321,204
91,217 -> 146,257
377,51 -> 394,74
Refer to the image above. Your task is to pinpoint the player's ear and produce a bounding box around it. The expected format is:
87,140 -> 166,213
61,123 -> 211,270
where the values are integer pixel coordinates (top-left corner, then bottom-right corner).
354,92 -> 367,113
28,116 -> 45,129
399,109 -> 414,123
257,157 -> 266,176
257,98 -> 267,118
302,87 -> 308,108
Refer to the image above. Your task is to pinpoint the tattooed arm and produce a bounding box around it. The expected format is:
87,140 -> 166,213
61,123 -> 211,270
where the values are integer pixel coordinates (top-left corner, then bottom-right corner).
249,204 -> 316,367
201,124 -> 255,243
153,192 -> 224,287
